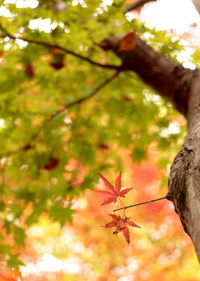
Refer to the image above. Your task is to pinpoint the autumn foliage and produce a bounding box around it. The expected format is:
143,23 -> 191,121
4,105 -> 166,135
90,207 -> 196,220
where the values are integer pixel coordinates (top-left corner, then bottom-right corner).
105,214 -> 140,243
95,173 -> 140,243
95,173 -> 133,205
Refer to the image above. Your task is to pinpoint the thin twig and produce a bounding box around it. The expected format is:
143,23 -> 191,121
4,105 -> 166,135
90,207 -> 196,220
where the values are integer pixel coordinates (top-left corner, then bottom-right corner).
125,0 -> 157,13
51,69 -> 121,119
0,24 -> 120,70
2,70 -> 121,157
114,196 -> 167,211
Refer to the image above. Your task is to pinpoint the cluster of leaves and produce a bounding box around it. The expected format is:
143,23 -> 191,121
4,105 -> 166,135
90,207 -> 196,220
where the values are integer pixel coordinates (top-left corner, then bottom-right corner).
95,173 -> 140,243
0,0 -> 186,266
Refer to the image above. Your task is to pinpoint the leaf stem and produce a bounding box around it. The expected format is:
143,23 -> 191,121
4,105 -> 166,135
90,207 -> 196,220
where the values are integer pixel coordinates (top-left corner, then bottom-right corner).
113,196 -> 167,212
117,197 -> 126,217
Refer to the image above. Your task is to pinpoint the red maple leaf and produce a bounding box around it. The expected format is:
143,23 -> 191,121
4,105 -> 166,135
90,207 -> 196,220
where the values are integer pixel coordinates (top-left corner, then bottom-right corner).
95,173 -> 133,205
105,214 -> 140,243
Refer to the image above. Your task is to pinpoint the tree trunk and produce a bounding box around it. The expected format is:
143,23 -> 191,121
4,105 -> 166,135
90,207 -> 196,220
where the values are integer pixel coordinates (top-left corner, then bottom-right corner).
169,74 -> 200,262
108,34 -> 200,261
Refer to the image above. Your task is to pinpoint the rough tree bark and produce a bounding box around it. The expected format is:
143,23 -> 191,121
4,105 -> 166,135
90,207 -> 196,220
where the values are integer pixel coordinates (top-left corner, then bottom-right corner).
106,34 -> 200,262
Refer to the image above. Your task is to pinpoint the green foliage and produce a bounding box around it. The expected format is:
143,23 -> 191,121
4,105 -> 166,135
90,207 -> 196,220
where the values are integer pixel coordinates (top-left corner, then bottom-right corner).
0,0 -> 186,266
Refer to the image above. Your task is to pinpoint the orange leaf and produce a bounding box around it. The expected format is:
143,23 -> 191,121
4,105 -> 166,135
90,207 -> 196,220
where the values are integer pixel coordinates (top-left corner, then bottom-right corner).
118,32 -> 136,52
52,48 -> 62,55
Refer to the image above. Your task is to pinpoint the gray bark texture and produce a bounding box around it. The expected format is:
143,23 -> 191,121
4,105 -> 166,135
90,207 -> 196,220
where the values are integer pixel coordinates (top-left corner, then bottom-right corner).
107,34 -> 200,262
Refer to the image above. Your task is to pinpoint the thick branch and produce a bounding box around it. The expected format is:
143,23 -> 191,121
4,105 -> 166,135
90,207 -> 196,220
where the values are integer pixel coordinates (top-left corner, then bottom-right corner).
126,0 -> 157,13
0,24 -> 120,71
106,35 -> 195,116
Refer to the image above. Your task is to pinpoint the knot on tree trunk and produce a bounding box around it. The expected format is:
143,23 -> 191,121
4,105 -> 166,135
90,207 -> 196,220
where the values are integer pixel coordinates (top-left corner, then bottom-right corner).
168,145 -> 193,234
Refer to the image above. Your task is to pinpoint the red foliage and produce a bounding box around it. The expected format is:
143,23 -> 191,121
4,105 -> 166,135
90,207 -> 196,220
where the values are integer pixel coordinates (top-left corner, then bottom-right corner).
0,51 -> 4,57
94,173 -> 140,243
23,144 -> 34,151
25,63 -> 34,77
50,62 -> 65,70
105,214 -> 140,243
50,49 -> 66,70
133,165 -> 158,187
43,157 -> 59,170
95,173 -> 133,205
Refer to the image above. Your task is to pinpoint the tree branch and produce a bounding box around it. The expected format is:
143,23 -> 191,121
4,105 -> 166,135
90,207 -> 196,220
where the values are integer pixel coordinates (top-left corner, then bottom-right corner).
105,34 -> 196,116
113,196 -> 167,211
0,24 -> 120,71
3,70 -> 121,157
125,0 -> 157,13
51,69 -> 121,119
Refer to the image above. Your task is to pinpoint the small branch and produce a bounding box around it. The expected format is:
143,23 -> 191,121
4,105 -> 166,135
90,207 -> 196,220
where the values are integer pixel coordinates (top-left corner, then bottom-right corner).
0,24 -> 120,70
65,70 -> 120,108
46,70 -> 121,121
3,70 -> 121,157
125,0 -> 157,13
114,196 -> 167,211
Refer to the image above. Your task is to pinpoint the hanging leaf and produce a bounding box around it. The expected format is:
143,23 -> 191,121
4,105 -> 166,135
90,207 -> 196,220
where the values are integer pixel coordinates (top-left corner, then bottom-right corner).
105,214 -> 140,243
95,173 -> 133,205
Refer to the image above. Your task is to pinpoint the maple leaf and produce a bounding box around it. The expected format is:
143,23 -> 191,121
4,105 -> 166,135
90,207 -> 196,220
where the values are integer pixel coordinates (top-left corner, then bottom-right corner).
118,32 -> 136,52
95,173 -> 133,205
105,214 -> 140,243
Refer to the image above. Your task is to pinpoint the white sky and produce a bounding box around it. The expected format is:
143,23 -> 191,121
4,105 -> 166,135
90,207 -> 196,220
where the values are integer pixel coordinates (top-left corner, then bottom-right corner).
2,0 -> 200,35
139,0 -> 199,32
129,0 -> 200,67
